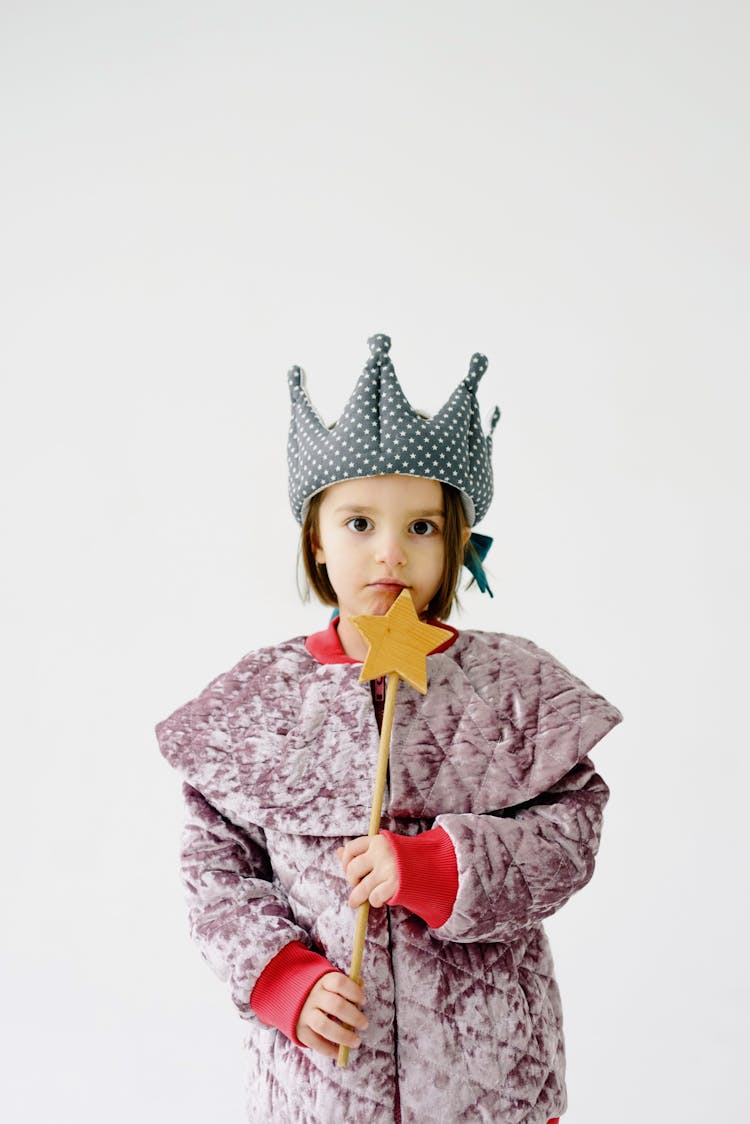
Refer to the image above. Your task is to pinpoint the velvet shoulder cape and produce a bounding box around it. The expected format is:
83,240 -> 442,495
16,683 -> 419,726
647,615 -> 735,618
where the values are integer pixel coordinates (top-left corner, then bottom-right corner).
155,630 -> 622,837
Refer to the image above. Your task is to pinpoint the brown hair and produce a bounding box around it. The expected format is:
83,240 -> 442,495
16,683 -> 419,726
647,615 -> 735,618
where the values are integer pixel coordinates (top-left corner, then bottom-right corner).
299,481 -> 472,620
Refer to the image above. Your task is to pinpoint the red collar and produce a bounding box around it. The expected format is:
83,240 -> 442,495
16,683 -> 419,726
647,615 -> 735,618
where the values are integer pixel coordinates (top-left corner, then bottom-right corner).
305,615 -> 459,666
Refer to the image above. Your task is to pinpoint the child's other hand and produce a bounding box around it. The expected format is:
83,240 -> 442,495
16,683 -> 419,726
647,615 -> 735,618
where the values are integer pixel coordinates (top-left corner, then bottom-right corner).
338,835 -> 398,910
296,972 -> 367,1058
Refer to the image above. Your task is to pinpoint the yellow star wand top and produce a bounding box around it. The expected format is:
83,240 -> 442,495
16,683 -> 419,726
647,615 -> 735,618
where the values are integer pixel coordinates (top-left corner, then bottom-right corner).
351,588 -> 453,694
337,589 -> 453,1067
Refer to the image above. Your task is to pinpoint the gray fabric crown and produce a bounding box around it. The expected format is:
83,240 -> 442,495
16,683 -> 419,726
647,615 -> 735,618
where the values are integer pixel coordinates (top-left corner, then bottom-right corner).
287,333 -> 500,526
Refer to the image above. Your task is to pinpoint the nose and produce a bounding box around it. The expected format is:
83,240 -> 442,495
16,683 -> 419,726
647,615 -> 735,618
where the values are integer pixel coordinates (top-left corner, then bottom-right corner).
374,529 -> 407,568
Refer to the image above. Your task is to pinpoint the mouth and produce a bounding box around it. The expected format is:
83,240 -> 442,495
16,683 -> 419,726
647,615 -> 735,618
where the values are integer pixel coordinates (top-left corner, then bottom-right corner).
367,580 -> 409,591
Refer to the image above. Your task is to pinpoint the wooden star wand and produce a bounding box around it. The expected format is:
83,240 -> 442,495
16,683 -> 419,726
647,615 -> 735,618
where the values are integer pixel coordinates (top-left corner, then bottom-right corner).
337,588 -> 452,1068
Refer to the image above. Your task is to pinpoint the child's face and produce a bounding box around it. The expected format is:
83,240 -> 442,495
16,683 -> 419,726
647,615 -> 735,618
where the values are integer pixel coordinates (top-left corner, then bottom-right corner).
314,474 -> 448,653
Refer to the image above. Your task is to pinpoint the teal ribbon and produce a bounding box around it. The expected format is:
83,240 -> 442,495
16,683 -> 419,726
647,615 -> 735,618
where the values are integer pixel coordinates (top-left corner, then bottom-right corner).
464,532 -> 494,597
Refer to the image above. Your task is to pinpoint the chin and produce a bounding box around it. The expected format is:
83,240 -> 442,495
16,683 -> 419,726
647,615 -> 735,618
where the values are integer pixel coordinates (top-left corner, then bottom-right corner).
365,588 -> 403,614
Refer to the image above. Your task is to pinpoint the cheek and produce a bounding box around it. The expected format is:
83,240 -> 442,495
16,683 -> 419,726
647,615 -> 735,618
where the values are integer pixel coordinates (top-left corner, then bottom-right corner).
315,530 -> 360,576
420,540 -> 445,580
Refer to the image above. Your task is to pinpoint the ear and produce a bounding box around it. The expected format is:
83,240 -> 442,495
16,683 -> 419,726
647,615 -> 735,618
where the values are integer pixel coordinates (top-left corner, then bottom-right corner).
461,525 -> 472,547
312,533 -> 326,565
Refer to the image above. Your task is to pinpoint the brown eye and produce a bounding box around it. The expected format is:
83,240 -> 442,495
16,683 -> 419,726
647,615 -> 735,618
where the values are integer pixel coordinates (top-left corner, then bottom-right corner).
410,520 -> 437,536
346,517 -> 373,533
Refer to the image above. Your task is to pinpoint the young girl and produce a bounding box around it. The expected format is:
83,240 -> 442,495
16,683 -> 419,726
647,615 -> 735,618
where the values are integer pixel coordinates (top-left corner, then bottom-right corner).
156,334 -> 621,1124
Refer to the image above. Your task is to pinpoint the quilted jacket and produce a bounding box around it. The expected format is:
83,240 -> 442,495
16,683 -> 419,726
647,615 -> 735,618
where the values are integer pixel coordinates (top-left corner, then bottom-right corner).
155,628 -> 621,1124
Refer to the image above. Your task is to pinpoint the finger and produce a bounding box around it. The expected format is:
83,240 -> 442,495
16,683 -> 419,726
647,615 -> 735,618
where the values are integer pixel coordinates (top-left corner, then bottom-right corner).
316,990 -> 369,1031
296,1026 -> 343,1058
368,878 -> 398,908
306,1008 -> 363,1050
349,871 -> 381,909
319,978 -> 367,1023
343,851 -> 376,886
339,836 -> 371,867
320,973 -> 366,1008
350,870 -> 399,909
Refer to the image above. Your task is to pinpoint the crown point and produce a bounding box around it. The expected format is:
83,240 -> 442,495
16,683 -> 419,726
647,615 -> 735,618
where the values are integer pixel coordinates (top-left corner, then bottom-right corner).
287,366 -> 304,397
367,333 -> 392,359
464,353 -> 488,392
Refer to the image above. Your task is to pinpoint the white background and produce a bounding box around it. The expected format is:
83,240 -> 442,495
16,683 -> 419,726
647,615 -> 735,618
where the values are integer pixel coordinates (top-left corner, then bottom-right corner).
1,2 -> 747,1121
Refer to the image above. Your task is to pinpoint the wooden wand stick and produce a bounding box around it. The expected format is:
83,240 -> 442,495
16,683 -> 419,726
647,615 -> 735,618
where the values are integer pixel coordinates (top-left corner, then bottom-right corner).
337,589 -> 451,1068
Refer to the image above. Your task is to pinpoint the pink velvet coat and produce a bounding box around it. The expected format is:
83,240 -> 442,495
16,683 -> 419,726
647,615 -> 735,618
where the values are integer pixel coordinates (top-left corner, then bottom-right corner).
156,629 -> 621,1124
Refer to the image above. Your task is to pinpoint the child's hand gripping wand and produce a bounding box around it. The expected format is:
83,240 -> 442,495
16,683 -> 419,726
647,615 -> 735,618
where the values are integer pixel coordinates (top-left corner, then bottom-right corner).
337,588 -> 452,1068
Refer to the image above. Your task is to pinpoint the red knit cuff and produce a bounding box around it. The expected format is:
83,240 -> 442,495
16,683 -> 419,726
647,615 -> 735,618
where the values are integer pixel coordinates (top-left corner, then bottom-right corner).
250,941 -> 337,1046
381,827 -> 459,928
